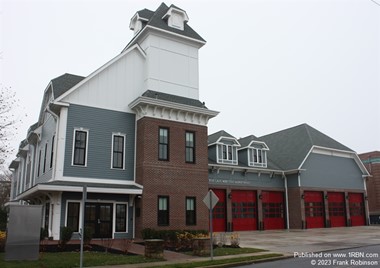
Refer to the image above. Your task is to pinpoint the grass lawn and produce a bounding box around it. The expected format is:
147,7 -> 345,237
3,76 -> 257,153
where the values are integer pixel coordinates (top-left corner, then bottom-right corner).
184,246 -> 267,256
213,246 -> 267,256
0,252 -> 162,268
150,253 -> 283,268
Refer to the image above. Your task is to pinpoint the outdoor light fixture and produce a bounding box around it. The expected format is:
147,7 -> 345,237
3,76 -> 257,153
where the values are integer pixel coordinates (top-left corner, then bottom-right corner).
259,194 -> 262,199
346,195 -> 349,200
324,194 -> 328,200
301,194 -> 305,199
365,195 -> 368,200
228,192 -> 232,199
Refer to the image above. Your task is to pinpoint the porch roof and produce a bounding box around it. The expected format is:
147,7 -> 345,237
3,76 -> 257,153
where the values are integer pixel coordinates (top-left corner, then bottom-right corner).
16,180 -> 143,201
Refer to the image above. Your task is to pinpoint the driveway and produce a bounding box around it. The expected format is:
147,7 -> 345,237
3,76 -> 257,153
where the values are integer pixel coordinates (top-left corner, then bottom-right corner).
237,226 -> 380,254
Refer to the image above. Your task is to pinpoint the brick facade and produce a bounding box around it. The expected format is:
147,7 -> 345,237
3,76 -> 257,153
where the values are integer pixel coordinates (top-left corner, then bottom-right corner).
288,187 -> 302,229
135,117 -> 209,236
359,151 -> 380,220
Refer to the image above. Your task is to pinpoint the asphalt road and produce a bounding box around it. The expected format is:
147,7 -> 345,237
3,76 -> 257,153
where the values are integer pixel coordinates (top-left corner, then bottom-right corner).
239,244 -> 380,268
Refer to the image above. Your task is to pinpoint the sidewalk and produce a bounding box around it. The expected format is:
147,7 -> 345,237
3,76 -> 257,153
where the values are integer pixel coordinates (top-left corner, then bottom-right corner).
87,226 -> 380,268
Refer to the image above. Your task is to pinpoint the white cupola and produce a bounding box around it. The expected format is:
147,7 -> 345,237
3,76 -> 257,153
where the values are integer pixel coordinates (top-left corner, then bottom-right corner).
162,6 -> 189,31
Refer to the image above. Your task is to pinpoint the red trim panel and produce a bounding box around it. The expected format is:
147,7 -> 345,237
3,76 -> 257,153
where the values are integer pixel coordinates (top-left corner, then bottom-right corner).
349,193 -> 365,226
304,191 -> 325,228
262,191 -> 285,230
231,190 -> 257,231
211,189 -> 226,232
328,192 -> 346,227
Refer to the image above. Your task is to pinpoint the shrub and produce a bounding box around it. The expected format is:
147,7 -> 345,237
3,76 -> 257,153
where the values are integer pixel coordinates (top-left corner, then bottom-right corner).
60,226 -> 73,247
83,226 -> 94,245
141,229 -> 209,251
230,233 -> 240,248
40,228 -> 48,241
0,231 -> 6,252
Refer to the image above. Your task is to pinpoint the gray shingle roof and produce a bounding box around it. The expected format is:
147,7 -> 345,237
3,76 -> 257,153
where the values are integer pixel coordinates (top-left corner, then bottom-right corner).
259,123 -> 353,170
146,3 -> 205,42
238,135 -> 259,148
127,2 -> 205,50
51,73 -> 85,99
40,180 -> 142,190
208,130 -> 236,145
142,90 -> 206,108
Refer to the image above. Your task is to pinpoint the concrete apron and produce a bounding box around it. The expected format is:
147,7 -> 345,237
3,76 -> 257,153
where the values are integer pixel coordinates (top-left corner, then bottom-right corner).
237,226 -> 380,254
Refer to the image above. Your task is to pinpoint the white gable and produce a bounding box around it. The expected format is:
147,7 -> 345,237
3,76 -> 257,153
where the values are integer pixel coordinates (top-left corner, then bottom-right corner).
58,46 -> 146,113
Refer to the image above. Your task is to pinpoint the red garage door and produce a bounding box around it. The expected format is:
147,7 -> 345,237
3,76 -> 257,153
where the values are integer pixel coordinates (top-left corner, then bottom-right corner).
328,192 -> 346,227
211,189 -> 226,232
349,193 -> 366,226
262,191 -> 285,230
304,191 -> 325,229
231,190 -> 257,231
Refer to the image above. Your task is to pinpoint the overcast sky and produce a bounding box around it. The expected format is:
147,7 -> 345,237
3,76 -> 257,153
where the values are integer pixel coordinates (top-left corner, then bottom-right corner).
1,0 -> 379,165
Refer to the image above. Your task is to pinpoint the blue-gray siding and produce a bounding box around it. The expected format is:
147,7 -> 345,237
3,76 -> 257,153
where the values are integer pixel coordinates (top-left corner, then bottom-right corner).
238,149 -> 249,166
64,104 -> 135,181
35,115 -> 56,184
61,192 -> 134,239
300,153 -> 365,190
209,169 -> 284,188
208,145 -> 217,163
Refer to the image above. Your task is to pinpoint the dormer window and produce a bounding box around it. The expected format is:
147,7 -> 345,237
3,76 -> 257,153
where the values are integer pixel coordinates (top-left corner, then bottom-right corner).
218,143 -> 238,165
248,142 -> 269,168
214,137 -> 240,165
162,6 -> 189,31
129,12 -> 149,35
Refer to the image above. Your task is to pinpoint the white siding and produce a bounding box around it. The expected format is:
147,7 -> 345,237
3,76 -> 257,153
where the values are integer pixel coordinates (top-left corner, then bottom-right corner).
62,49 -> 145,113
142,34 -> 200,99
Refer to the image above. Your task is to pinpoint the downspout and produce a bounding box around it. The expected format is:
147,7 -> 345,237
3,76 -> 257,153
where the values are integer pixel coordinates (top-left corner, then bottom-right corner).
283,172 -> 290,230
362,175 -> 371,225
46,104 -> 59,180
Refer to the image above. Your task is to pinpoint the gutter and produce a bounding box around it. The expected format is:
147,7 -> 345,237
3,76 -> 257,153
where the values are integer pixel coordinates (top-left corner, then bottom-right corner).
282,172 -> 290,230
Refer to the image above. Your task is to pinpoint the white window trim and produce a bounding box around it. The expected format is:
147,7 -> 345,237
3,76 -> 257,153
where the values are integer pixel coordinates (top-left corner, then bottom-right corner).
65,200 -> 81,232
71,128 -> 89,167
114,202 -> 129,233
248,148 -> 268,168
216,143 -> 238,165
111,133 -> 126,170
65,200 -> 129,238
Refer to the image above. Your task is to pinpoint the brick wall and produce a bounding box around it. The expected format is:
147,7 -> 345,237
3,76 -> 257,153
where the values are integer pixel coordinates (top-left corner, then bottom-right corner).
288,188 -> 302,229
359,151 -> 380,215
135,117 -> 209,237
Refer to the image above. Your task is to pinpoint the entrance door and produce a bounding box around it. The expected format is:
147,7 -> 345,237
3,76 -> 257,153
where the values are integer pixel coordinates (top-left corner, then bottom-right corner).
304,191 -> 325,228
262,191 -> 285,230
232,190 -> 257,231
85,203 -> 113,238
328,192 -> 346,227
211,189 -> 226,232
348,193 -> 365,226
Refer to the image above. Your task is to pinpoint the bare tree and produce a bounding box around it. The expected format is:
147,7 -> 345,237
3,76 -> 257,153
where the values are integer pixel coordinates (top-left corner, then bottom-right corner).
0,171 -> 11,207
0,85 -> 23,170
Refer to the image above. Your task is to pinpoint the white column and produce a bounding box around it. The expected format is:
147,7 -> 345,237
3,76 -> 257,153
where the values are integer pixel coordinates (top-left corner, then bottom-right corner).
50,192 -> 62,240
55,107 -> 68,180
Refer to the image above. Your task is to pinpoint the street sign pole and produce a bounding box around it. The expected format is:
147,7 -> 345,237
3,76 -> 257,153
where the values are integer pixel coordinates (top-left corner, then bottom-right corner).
209,190 -> 214,261
203,190 -> 218,261
80,185 -> 87,268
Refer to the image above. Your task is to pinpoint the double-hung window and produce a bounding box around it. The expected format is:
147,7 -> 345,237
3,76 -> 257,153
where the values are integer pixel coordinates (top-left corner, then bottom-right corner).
249,148 -> 267,168
50,136 -> 55,169
158,196 -> 169,226
112,134 -> 125,169
66,202 -> 80,232
217,143 -> 238,165
186,197 -> 196,225
185,131 -> 195,163
115,204 -> 127,232
158,128 -> 169,160
73,129 -> 88,166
